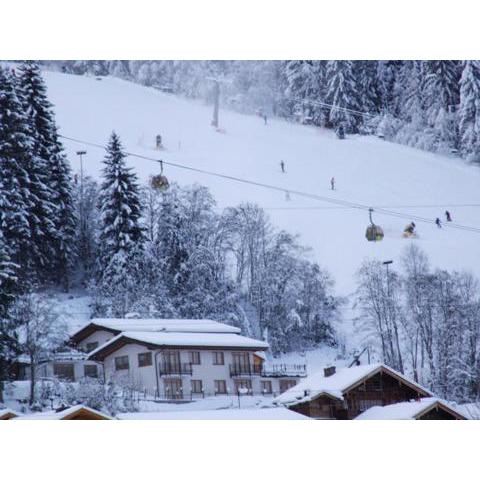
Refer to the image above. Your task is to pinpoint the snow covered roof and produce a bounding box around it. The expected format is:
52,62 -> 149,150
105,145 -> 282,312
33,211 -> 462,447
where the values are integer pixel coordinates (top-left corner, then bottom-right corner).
455,403 -> 480,420
0,408 -> 20,420
117,407 -> 309,420
88,331 -> 269,360
274,363 -> 432,405
70,318 -> 241,343
355,398 -> 466,420
14,404 -> 112,420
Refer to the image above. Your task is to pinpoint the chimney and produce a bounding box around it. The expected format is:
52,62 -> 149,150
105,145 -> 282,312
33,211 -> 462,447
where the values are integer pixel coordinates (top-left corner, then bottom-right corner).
324,365 -> 336,377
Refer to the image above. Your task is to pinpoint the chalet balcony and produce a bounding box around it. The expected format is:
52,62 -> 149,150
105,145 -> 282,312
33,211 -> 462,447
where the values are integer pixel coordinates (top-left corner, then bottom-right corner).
158,363 -> 193,376
229,364 -> 263,377
261,364 -> 307,378
229,363 -> 307,378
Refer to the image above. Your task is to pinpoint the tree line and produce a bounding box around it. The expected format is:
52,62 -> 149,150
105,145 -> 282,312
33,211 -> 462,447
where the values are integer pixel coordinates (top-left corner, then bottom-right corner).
356,244 -> 480,404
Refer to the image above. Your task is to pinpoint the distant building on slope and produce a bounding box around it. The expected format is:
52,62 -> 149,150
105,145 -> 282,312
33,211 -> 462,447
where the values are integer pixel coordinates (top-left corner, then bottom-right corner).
274,363 -> 433,419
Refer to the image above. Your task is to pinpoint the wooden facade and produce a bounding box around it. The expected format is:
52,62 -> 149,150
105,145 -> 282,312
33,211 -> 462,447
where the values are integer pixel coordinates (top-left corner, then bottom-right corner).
289,367 -> 430,420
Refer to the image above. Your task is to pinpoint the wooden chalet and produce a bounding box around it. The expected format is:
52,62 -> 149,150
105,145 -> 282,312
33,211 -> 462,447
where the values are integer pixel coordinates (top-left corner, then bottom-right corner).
275,363 -> 433,419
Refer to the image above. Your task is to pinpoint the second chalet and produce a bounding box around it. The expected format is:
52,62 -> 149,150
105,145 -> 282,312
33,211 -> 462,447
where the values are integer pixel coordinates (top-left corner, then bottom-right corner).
274,363 -> 434,419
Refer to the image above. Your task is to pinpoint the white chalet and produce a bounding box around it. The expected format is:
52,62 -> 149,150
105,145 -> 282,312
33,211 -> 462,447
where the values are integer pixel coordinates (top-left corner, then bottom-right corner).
64,318 -> 306,400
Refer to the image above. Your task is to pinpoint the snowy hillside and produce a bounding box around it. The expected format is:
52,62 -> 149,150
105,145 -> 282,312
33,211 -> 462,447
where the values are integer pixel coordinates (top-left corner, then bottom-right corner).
44,70 -> 480,299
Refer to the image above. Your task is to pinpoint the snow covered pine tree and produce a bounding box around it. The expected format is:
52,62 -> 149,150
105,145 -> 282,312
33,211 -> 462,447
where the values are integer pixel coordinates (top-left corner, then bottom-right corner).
17,61 -> 76,288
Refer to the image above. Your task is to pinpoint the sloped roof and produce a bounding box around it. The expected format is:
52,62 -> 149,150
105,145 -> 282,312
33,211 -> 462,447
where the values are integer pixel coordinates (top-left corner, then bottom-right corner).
0,408 -> 20,420
274,363 -> 432,405
456,403 -> 480,420
70,318 -> 241,344
355,398 -> 466,420
88,331 -> 269,360
14,404 -> 112,420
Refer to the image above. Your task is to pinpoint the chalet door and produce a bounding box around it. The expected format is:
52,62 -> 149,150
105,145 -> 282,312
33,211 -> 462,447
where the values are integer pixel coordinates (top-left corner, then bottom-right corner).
164,378 -> 183,399
162,351 -> 181,373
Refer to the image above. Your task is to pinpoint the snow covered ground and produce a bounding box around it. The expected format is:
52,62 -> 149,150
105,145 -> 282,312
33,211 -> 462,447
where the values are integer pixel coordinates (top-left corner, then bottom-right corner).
43,70 -> 480,306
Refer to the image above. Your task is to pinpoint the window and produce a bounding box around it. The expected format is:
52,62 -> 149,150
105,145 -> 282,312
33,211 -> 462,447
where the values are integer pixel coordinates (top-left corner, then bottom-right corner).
189,351 -> 201,365
85,341 -> 99,353
261,380 -> 272,394
84,364 -> 98,378
279,379 -> 297,393
213,351 -> 224,365
53,363 -> 75,381
191,380 -> 203,394
138,352 -> 152,367
115,355 -> 129,371
215,380 -> 227,394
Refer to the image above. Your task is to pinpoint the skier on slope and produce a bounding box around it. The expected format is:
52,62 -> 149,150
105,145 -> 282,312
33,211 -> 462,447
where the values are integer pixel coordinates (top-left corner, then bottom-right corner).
404,221 -> 416,237
435,217 -> 442,228
280,160 -> 285,173
330,177 -> 335,190
264,114 -> 268,125
445,210 -> 452,222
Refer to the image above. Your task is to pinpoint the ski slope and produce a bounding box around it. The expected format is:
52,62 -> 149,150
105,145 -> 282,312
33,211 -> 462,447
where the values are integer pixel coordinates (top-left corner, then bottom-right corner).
44,70 -> 480,298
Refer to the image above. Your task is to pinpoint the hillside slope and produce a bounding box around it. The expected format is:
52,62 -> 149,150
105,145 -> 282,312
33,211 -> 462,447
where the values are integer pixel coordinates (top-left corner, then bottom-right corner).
44,70 -> 480,298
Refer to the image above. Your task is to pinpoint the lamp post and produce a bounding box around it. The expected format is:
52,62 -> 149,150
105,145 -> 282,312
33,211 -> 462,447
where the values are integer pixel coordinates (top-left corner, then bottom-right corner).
383,260 -> 393,309
76,150 -> 87,232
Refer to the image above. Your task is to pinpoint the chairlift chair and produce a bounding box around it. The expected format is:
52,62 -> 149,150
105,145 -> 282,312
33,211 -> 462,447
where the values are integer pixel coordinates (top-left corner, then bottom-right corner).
365,208 -> 384,242
150,160 -> 170,192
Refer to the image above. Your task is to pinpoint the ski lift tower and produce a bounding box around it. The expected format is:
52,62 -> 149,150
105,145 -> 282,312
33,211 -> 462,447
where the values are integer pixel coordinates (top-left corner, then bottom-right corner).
206,75 -> 232,129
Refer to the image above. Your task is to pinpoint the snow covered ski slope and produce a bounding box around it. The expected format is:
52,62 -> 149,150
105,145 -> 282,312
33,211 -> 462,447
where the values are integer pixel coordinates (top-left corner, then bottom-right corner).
44,70 -> 480,296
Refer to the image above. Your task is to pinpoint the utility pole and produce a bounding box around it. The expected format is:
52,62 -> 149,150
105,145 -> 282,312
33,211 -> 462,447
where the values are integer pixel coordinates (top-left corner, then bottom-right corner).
206,76 -> 231,129
211,80 -> 219,128
76,150 -> 87,204
76,150 -> 87,265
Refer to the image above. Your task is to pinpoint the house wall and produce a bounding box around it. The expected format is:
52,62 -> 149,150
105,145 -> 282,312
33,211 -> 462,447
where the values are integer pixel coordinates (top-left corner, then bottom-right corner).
344,371 -> 427,419
101,344 -> 300,398
35,360 -> 103,382
76,330 -> 116,352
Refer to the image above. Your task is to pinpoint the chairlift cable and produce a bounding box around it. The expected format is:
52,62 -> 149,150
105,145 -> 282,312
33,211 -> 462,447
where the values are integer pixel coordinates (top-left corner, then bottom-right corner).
58,134 -> 480,235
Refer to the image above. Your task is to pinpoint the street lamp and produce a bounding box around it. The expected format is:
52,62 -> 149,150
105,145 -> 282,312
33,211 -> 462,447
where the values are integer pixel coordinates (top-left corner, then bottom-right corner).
383,260 -> 393,297
76,150 -> 87,246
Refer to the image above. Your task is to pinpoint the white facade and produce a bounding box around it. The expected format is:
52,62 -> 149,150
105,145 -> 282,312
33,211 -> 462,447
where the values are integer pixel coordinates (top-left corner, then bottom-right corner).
100,343 -> 297,398
32,318 -> 306,400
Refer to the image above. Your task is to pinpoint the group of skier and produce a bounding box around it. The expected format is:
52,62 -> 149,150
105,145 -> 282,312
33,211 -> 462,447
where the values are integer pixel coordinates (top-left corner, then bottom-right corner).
404,210 -> 452,237
278,164 -> 455,238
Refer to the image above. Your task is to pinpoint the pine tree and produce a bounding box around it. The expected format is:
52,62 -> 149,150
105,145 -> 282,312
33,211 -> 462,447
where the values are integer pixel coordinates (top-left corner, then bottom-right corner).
0,230 -> 19,316
355,61 -> 381,115
97,132 -> 144,276
0,229 -> 20,404
18,61 -> 76,288
376,61 -> 402,114
459,61 -> 480,161
0,66 -> 36,279
325,61 -> 361,132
